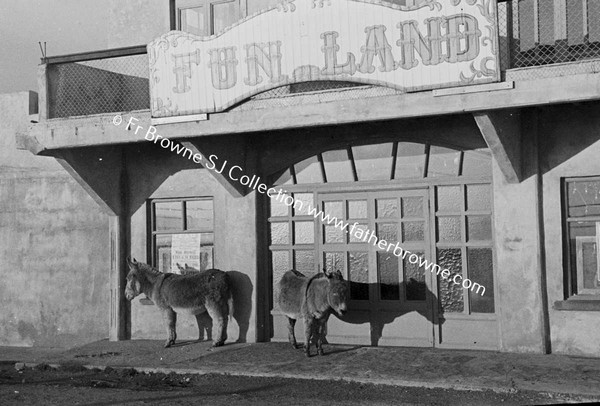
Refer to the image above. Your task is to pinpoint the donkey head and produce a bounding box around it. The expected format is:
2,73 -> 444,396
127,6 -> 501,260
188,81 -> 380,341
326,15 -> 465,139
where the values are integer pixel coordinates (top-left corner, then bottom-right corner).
323,268 -> 350,316
124,257 -> 144,300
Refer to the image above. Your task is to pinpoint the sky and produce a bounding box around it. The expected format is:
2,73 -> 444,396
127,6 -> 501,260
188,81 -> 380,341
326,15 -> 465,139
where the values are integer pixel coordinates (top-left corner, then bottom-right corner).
0,0 -> 109,94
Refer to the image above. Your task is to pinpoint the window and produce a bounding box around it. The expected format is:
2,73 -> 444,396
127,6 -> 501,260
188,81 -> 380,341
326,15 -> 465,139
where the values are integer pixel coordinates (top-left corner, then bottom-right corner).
274,143 -> 492,186
174,0 -> 241,36
564,177 -> 600,296
150,198 -> 214,274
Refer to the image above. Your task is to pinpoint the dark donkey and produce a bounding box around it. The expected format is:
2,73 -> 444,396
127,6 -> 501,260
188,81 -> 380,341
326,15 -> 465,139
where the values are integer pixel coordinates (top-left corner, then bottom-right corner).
124,257 -> 233,348
278,269 -> 349,357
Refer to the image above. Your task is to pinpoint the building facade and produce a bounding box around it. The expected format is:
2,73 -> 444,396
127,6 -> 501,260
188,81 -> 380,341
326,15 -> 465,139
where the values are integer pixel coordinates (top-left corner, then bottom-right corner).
11,0 -> 600,355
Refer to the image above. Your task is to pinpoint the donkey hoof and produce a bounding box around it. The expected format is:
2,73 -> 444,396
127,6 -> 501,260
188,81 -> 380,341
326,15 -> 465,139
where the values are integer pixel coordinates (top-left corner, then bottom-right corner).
164,340 -> 174,348
212,340 -> 224,347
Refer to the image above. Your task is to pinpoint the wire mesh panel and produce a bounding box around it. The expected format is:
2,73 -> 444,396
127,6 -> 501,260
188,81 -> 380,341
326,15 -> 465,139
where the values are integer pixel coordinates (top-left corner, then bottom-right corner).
498,0 -> 600,70
47,51 -> 149,119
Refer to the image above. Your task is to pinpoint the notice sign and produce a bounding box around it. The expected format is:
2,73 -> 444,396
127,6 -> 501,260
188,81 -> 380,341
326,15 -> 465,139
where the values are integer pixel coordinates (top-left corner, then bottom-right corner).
171,234 -> 202,273
148,0 -> 500,117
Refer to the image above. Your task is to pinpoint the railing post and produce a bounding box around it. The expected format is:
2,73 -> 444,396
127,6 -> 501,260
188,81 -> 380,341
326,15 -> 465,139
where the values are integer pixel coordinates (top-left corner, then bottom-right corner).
37,64 -> 49,121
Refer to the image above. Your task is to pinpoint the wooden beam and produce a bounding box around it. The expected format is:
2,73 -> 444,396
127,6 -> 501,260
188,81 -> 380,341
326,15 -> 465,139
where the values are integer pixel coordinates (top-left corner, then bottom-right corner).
181,135 -> 258,197
27,70 -> 600,152
473,109 -> 522,183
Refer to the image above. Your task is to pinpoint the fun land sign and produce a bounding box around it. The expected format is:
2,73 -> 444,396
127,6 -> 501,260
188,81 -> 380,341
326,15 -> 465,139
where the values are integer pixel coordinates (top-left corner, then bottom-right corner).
148,0 -> 500,118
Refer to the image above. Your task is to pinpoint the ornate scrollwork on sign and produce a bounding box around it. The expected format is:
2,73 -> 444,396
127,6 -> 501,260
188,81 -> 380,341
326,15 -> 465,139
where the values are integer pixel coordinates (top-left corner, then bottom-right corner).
153,98 -> 178,117
312,0 -> 332,8
277,0 -> 296,12
459,57 -> 496,84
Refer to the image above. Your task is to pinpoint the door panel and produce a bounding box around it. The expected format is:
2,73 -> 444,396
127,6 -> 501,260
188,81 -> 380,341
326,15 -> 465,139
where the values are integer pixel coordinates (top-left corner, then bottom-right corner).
318,189 -> 436,347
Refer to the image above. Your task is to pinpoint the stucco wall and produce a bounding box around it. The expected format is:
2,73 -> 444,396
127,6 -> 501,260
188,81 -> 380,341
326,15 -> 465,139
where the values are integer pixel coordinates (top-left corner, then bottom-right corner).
0,92 -> 110,347
540,102 -> 600,356
129,168 -> 257,344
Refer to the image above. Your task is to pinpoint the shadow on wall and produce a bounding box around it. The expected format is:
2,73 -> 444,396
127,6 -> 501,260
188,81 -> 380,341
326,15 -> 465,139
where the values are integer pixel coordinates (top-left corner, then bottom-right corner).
179,266 -> 253,343
334,281 -> 444,347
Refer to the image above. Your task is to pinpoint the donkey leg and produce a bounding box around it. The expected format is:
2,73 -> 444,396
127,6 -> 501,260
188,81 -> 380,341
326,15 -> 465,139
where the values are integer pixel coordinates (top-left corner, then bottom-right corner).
286,317 -> 299,349
163,309 -> 177,348
317,319 -> 327,356
195,312 -> 213,342
206,301 -> 228,347
304,317 -> 315,357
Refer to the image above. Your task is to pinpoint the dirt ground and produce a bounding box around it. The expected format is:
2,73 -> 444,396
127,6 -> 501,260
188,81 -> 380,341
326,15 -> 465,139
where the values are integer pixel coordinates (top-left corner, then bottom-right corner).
0,362 -> 594,406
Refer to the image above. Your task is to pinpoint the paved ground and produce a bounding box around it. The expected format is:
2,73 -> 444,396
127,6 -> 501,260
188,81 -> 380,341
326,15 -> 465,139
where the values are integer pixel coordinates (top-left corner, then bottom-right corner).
0,362 -> 592,405
2,339 -> 600,404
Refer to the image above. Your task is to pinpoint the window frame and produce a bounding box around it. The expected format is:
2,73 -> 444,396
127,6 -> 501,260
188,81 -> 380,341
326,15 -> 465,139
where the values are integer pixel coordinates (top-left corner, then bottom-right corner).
148,196 -> 215,271
171,0 -> 244,36
562,176 -> 600,299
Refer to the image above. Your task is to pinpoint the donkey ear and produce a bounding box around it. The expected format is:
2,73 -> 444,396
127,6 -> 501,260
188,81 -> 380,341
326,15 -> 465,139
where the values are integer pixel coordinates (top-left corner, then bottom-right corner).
126,257 -> 139,270
323,268 -> 333,278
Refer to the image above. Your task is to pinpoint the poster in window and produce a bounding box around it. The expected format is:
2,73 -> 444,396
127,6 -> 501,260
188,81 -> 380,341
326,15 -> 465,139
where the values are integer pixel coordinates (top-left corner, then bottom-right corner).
171,233 -> 202,273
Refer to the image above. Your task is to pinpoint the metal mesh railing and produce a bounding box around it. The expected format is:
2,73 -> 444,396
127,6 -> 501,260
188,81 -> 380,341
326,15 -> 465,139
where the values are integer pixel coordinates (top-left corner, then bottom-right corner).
46,47 -> 149,119
498,0 -> 600,71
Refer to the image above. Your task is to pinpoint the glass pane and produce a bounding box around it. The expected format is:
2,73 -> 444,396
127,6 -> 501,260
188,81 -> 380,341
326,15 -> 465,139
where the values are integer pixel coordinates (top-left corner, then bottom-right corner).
273,169 -> 293,185
438,248 -> 464,312
293,193 -> 314,216
322,149 -> 354,183
468,248 -> 495,313
212,0 -> 238,33
462,149 -> 492,177
395,142 -> 426,179
272,250 -> 290,310
377,223 -> 398,243
352,143 -> 394,181
323,201 -> 343,219
324,252 -> 344,274
428,146 -> 460,177
568,180 -> 600,217
324,225 -> 344,243
270,222 -> 289,245
186,200 -> 213,230
467,216 -> 492,241
349,251 -> 369,300
376,198 -> 398,218
270,193 -> 289,217
466,184 -> 491,212
349,223 -> 368,243
569,221 -> 600,293
404,251 -> 426,301
180,7 -> 205,36
156,234 -> 172,273
295,250 -> 315,273
155,201 -> 183,231
378,252 -> 399,300
437,216 -> 461,242
294,221 -> 314,244
581,241 -> 599,290
402,221 -> 425,242
437,185 -> 462,212
295,155 -> 323,184
348,200 -> 367,219
402,196 -> 423,218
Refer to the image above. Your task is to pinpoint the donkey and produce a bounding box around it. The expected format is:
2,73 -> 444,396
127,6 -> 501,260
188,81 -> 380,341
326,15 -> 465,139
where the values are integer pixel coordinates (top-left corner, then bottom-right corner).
278,268 -> 349,357
124,257 -> 233,348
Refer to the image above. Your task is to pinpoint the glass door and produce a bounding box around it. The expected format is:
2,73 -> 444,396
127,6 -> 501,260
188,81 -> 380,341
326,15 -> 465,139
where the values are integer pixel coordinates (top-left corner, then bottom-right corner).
318,189 -> 436,347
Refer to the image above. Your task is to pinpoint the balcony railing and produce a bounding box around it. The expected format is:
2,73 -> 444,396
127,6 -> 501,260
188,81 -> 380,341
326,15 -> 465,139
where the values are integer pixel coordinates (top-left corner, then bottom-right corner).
498,0 -> 600,70
42,0 -> 600,119
42,45 -> 149,119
